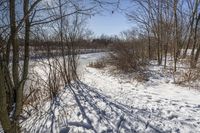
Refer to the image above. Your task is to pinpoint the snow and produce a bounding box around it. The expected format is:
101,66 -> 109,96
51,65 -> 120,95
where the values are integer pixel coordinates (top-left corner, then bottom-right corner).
79,53 -> 200,132
1,52 -> 200,133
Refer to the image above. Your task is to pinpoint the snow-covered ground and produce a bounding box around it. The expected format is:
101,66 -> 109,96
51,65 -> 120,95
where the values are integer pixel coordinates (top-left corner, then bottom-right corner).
1,52 -> 200,133
80,53 -> 200,133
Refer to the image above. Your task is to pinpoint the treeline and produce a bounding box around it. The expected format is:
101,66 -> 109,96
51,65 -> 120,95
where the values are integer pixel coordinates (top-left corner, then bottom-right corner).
15,36 -> 113,59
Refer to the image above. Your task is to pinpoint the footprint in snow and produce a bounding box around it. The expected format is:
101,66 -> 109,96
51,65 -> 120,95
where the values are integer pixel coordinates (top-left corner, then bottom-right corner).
168,114 -> 178,120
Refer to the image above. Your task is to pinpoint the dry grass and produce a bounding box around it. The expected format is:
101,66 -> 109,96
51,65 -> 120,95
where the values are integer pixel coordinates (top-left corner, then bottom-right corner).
88,59 -> 106,69
175,68 -> 200,86
23,55 -> 77,113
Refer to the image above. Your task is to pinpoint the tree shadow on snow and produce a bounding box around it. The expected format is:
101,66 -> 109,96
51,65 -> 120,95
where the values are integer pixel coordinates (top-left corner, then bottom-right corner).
62,81 -> 170,133
22,81 -> 181,133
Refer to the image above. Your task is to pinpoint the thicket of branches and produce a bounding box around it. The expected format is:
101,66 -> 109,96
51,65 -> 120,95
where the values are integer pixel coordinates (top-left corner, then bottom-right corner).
109,35 -> 148,72
126,0 -> 200,70
99,0 -> 200,83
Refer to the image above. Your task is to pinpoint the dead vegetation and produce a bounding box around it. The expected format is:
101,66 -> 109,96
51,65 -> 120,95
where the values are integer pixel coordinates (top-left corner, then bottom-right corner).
109,42 -> 148,73
88,59 -> 106,69
174,68 -> 200,89
104,39 -> 149,82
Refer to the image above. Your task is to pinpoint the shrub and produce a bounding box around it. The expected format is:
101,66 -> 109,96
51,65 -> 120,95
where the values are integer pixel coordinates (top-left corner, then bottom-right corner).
175,68 -> 200,89
108,42 -> 148,73
88,59 -> 106,69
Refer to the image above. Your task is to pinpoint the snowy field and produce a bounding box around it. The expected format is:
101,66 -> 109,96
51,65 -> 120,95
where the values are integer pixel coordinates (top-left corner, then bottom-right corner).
1,52 -> 200,133
80,53 -> 200,133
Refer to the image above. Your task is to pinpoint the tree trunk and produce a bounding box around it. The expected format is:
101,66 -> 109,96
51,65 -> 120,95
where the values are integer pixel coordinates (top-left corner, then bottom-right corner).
164,44 -> 168,68
0,59 -> 13,133
190,13 -> 200,68
173,0 -> 178,72
10,0 -> 19,86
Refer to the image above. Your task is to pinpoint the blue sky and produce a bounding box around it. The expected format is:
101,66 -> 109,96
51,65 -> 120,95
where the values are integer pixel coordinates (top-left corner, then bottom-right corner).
88,12 -> 132,36
88,1 -> 133,36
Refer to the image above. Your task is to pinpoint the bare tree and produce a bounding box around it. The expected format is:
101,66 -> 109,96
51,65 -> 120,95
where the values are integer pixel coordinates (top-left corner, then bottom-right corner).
0,0 -> 121,132
0,1 -> 42,132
